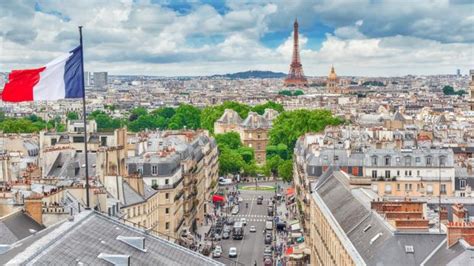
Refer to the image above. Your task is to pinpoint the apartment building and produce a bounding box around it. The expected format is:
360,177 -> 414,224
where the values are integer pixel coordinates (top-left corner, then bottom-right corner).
126,130 -> 218,238
366,148 -> 455,197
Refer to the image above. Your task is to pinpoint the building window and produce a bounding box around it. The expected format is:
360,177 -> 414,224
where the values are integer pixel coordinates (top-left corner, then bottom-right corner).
334,155 -> 339,161
372,156 -> 378,166
372,170 -> 377,179
137,166 -> 143,175
440,184 -> 446,194
384,184 -> 392,193
165,222 -> 170,230
409,170 -> 412,176
152,165 -> 158,175
152,179 -> 157,187
257,134 -> 261,139
415,157 -> 421,163
427,184 -> 433,194
460,192 -> 465,197
397,184 -> 400,191
405,156 -> 412,166
460,180 -> 467,189
405,170 -> 408,176
385,170 -> 391,179
397,170 -> 400,176
405,184 -> 412,191
417,184 -> 420,191
385,157 -> 391,166
165,193 -> 169,199
165,208 -> 169,214
417,170 -> 420,176
426,156 -> 432,166
439,156 -> 446,167
165,179 -> 169,185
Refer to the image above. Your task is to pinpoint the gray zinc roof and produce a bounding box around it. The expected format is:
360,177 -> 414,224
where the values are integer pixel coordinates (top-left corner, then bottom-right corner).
314,171 -> 446,266
8,211 -> 222,265
0,211 -> 45,245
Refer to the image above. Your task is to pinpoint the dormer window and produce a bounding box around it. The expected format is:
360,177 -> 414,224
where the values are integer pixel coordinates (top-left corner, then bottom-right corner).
384,156 -> 391,166
405,156 -> 412,166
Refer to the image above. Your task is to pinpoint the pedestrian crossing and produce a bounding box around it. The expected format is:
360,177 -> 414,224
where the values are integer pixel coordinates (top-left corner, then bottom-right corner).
232,214 -> 269,223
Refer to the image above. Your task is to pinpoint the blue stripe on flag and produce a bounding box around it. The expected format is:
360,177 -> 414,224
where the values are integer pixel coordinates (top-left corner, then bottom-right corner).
64,46 -> 84,98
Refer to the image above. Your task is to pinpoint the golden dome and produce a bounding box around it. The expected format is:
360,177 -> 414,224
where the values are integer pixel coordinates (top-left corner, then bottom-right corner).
328,65 -> 337,80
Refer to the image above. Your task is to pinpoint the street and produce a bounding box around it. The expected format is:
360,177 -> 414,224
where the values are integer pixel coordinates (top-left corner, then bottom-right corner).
211,181 -> 289,266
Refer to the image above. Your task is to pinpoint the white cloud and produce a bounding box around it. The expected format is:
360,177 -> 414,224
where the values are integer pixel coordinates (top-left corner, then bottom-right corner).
0,0 -> 473,76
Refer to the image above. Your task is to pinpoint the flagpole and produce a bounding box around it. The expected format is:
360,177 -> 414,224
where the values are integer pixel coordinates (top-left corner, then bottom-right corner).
79,26 -> 90,209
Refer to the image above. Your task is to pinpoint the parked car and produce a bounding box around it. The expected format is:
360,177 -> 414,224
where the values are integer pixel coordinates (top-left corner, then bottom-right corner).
264,246 -> 272,256
212,249 -> 221,258
249,225 -> 256,232
264,234 -> 272,244
229,247 -> 238,258
214,233 -> 222,241
214,245 -> 222,253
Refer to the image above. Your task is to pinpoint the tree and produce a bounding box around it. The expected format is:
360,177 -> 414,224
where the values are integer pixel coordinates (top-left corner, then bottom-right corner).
294,90 -> 304,96
269,109 -> 343,152
242,161 -> 258,177
215,132 -> 242,150
443,85 -> 466,96
218,146 -> 245,175
167,104 -> 201,130
67,111 -> 79,120
278,160 -> 293,182
265,155 -> 283,176
266,143 -> 289,160
129,107 -> 148,121
151,107 -> 175,119
252,101 -> 284,115
237,146 -> 255,163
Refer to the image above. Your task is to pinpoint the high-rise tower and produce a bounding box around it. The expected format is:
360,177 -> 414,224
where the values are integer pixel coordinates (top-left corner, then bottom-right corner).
284,19 -> 308,87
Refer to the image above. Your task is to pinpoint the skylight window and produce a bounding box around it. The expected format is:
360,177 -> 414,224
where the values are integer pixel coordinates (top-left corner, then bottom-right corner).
363,224 -> 372,232
405,245 -> 414,253
370,233 -> 382,245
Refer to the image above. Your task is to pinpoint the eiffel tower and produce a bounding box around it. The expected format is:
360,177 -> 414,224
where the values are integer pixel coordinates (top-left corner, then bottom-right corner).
284,19 -> 308,87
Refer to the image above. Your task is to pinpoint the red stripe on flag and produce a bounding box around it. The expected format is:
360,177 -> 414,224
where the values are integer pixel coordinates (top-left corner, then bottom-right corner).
1,67 -> 46,102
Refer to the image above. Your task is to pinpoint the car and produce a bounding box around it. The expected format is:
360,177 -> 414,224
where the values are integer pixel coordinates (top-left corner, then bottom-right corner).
257,196 -> 263,205
231,206 -> 239,215
249,225 -> 256,232
226,218 -> 235,226
229,247 -> 238,258
222,231 -> 230,239
214,233 -> 222,241
264,246 -> 272,256
241,218 -> 247,226
238,196 -> 243,203
267,206 -> 274,216
265,234 -> 272,244
214,245 -> 222,253
212,249 -> 221,258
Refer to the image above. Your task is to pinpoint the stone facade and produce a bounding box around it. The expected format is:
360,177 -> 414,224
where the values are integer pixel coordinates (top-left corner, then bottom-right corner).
214,109 -> 277,164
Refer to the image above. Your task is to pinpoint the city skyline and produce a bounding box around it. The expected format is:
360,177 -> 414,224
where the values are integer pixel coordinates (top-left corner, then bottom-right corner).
1,0 -> 473,77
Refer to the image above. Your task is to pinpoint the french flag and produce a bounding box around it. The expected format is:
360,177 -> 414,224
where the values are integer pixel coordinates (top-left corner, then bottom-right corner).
1,46 -> 84,102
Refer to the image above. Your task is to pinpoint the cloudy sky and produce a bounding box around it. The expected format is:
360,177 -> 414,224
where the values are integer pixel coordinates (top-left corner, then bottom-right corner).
1,0 -> 473,76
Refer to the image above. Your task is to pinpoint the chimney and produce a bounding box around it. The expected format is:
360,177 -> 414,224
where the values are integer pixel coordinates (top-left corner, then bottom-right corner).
24,196 -> 43,225
124,174 -> 145,197
447,222 -> 474,247
452,204 -> 466,223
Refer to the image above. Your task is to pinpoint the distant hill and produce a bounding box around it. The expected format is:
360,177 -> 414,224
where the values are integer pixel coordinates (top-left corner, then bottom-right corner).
212,70 -> 286,79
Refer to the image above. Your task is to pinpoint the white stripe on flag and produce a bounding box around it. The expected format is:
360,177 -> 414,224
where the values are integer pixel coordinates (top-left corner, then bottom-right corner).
33,52 -> 71,101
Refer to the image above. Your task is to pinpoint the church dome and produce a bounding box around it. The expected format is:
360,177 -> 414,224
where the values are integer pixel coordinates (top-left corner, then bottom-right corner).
328,66 -> 337,80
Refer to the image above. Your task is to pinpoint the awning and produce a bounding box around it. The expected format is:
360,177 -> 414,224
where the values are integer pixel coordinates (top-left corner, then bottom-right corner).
285,246 -> 294,256
291,223 -> 301,231
212,194 -> 225,202
289,254 -> 304,259
286,187 -> 295,196
291,232 -> 302,238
